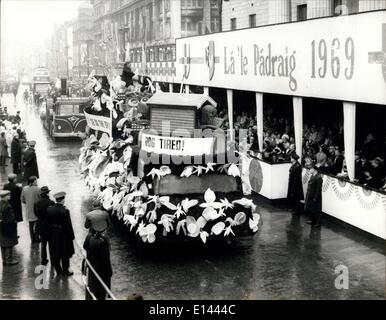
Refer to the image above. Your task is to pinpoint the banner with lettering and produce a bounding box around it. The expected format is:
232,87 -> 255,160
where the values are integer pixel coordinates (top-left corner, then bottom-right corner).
176,10 -> 386,105
141,134 -> 214,156
84,111 -> 112,134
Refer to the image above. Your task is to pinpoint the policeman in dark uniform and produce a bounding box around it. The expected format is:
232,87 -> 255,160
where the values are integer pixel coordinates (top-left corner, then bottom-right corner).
304,162 -> 323,227
46,192 -> 75,276
83,212 -> 112,300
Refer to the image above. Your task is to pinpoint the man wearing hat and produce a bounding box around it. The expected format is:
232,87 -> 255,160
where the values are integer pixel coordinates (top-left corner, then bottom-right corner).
34,186 -> 55,265
0,190 -> 18,265
287,153 -> 304,214
83,215 -> 112,300
23,140 -> 39,182
21,176 -> 40,243
3,173 -> 23,224
85,199 -> 110,234
304,161 -> 323,227
10,132 -> 22,174
46,192 -> 75,276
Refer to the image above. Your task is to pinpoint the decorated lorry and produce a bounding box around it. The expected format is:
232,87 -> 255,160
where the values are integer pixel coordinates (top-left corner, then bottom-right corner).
79,65 -> 261,244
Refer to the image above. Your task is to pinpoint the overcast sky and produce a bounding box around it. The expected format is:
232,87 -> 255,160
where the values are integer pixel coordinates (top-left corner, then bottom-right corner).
1,0 -> 82,44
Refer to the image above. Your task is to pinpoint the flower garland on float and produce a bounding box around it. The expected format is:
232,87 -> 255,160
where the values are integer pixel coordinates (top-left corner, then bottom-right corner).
79,64 -> 261,244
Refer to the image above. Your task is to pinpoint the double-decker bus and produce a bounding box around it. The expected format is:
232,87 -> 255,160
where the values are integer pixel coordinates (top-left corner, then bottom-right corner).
32,67 -> 50,100
46,97 -> 89,140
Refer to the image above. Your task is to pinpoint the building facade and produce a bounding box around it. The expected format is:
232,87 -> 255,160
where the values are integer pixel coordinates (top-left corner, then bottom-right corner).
222,0 -> 386,31
49,20 -> 75,79
89,0 -> 221,79
72,2 -> 94,78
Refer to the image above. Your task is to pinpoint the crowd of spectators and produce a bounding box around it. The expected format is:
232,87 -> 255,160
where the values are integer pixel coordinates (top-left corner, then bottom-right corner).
221,105 -> 385,192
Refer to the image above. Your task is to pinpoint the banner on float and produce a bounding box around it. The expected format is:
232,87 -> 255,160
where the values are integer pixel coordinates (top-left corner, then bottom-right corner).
141,134 -> 214,156
176,10 -> 386,105
84,111 -> 112,134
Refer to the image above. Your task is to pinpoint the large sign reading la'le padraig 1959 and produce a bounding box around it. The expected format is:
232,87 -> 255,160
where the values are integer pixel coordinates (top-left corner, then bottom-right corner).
176,10 -> 386,105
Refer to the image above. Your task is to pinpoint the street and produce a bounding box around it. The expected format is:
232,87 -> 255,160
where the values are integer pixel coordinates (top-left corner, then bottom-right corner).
0,91 -> 384,300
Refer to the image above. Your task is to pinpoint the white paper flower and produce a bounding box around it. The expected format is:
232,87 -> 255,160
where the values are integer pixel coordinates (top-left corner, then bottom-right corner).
186,216 -> 207,238
227,163 -> 241,177
92,98 -> 102,111
232,198 -> 256,210
200,231 -> 209,243
159,165 -> 171,176
199,188 -> 223,209
202,207 -> 225,221
146,209 -> 157,223
249,213 -> 261,233
180,166 -> 194,178
147,195 -> 177,210
220,198 -> 234,210
193,165 -> 206,176
158,214 -> 175,236
176,219 -> 187,236
224,225 -> 235,236
174,204 -> 185,219
181,198 -> 198,213
211,222 -> 226,235
205,163 -> 216,173
123,214 -> 138,231
138,224 -> 157,243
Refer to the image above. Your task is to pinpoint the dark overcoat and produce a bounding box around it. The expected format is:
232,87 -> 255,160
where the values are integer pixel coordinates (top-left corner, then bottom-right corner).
83,233 -> 113,299
23,147 -> 39,181
11,137 -> 22,164
304,173 -> 323,213
46,203 -> 75,259
0,200 -> 18,247
3,182 -> 23,222
287,161 -> 304,201
34,195 -> 55,241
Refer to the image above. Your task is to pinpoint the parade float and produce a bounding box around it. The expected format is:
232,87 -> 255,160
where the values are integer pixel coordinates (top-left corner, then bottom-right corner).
78,63 -> 261,244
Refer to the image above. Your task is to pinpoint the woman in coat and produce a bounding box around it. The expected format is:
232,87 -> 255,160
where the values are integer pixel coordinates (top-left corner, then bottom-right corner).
0,191 -> 18,265
0,132 -> 8,166
287,153 -> 304,213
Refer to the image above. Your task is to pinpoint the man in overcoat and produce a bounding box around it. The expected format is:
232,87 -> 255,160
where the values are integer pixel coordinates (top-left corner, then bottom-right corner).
23,140 -> 39,182
0,190 -> 18,265
46,192 -> 75,277
11,133 -> 22,174
34,186 -> 55,265
304,162 -> 323,227
287,153 -> 304,213
3,173 -> 23,227
21,176 -> 40,243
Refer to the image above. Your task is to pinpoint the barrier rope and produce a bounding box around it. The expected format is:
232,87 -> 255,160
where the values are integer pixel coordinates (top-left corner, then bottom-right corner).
74,239 -> 117,300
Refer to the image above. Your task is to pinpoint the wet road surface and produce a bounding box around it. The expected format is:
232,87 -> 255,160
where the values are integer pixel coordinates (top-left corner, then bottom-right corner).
0,92 -> 385,300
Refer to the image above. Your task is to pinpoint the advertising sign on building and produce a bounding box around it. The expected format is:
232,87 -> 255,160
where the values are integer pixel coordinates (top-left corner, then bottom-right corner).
176,11 -> 386,105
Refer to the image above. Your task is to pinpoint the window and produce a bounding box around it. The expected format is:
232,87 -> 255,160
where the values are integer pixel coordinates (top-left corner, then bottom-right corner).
230,18 -> 237,30
297,4 -> 307,21
333,0 -> 343,15
165,0 -> 170,11
249,14 -> 256,28
211,17 -> 219,32
58,105 -> 76,115
346,0 -> 359,14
